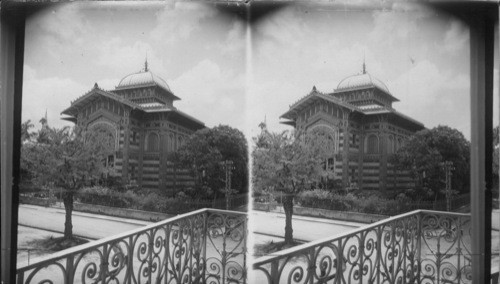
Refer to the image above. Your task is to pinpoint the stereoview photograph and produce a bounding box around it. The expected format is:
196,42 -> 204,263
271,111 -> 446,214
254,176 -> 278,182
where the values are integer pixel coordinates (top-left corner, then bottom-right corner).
2,0 -> 498,283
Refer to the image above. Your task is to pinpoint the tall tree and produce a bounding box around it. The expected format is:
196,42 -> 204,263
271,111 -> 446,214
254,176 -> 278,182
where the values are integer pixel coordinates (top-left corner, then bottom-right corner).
174,125 -> 248,199
391,125 -> 470,200
21,123 -> 114,239
20,120 -> 35,142
252,129 -> 330,244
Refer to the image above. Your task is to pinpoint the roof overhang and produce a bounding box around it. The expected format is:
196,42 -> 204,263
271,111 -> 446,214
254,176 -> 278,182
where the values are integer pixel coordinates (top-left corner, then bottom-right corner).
61,87 -> 142,118
364,108 -> 425,131
280,91 -> 360,120
115,84 -> 181,101
334,86 -> 400,102
142,107 -> 205,130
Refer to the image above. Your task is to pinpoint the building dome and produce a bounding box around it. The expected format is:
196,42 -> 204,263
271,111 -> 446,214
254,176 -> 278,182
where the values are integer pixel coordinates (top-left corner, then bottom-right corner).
116,66 -> 171,92
336,72 -> 390,94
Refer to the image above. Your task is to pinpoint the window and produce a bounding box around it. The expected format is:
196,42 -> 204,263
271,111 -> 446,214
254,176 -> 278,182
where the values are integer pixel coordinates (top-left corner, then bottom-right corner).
387,135 -> 394,154
366,134 -> 379,154
168,133 -> 174,152
147,132 -> 159,152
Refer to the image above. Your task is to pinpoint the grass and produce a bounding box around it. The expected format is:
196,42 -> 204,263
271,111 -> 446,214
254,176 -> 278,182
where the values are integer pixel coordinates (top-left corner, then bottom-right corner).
26,236 -> 89,253
254,240 -> 302,258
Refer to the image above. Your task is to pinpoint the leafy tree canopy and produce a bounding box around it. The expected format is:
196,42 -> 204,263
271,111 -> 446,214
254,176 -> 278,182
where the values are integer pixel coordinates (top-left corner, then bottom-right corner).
391,125 -> 470,198
174,125 -> 248,199
21,122 -> 116,239
252,129 -> 331,195
252,128 -> 332,243
22,125 -> 115,190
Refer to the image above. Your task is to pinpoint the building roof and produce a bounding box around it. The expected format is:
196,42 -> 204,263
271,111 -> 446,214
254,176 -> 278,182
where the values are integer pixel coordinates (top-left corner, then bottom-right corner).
61,85 -> 142,117
116,69 -> 172,93
280,84 -> 424,130
61,83 -> 205,129
363,107 -> 425,130
280,87 -> 361,120
336,72 -> 392,96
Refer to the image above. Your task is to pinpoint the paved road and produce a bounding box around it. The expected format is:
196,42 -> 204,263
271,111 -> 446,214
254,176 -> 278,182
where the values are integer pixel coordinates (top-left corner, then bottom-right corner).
250,210 -> 363,243
19,205 -> 151,240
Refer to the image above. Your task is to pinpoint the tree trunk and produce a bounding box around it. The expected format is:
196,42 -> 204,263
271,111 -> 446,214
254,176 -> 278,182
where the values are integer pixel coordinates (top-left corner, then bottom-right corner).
62,191 -> 74,239
283,194 -> 294,244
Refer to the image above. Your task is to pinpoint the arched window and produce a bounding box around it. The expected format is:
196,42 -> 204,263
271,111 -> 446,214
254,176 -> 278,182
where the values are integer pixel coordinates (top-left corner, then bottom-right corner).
147,132 -> 159,152
309,125 -> 338,154
168,134 -> 174,152
366,134 -> 379,154
178,136 -> 184,149
387,135 -> 394,154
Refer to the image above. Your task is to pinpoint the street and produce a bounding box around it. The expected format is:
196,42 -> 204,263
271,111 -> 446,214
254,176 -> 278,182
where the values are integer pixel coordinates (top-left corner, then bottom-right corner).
18,204 -> 151,240
250,210 -> 363,243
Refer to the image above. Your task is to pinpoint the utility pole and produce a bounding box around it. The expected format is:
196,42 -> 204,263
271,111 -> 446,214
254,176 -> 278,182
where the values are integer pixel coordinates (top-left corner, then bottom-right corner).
220,160 -> 234,210
441,161 -> 454,211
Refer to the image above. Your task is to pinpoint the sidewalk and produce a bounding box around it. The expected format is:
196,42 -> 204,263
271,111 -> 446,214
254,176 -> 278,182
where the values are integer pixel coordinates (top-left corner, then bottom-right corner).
18,205 -> 151,240
250,210 -> 363,243
20,204 -> 152,226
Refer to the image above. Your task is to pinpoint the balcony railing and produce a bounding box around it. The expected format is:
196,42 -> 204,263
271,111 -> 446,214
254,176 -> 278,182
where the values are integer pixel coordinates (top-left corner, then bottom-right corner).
17,208 -> 247,284
253,210 -> 471,284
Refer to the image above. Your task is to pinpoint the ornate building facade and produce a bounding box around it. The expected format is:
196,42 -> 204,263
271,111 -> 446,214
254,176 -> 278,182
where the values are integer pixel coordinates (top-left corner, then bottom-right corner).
281,65 -> 425,191
62,62 -> 204,194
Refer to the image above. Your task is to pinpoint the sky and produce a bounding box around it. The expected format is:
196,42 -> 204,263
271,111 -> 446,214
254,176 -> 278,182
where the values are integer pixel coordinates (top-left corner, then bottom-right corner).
248,2 -> 499,140
23,1 -> 246,133
22,1 -> 498,141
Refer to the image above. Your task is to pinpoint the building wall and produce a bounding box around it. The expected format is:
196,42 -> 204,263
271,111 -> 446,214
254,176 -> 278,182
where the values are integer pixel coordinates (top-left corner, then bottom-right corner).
294,98 -> 415,191
74,93 -> 198,194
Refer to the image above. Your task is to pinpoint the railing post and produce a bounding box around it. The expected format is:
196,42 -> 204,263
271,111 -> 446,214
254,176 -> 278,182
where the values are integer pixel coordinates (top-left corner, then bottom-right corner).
416,212 -> 422,284
307,247 -> 315,284
164,225 -> 170,284
66,254 -> 75,284
270,260 -> 279,283
101,243 -> 109,283
17,271 -> 25,284
337,239 -> 344,284
202,211 -> 208,283
128,235 -> 134,284
359,233 -> 364,284
243,215 -> 248,284
376,226 -> 382,284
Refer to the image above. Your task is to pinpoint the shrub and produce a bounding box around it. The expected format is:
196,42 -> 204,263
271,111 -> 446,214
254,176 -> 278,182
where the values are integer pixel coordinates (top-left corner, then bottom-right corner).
140,192 -> 161,211
296,189 -> 332,208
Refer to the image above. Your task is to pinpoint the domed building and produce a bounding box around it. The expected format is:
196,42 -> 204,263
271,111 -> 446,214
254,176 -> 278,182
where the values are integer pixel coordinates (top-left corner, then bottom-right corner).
280,64 -> 425,191
62,61 -> 205,194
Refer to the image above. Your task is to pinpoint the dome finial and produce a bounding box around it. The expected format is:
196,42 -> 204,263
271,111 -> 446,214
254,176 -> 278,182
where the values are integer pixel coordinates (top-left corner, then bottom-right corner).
144,53 -> 149,72
362,53 -> 366,74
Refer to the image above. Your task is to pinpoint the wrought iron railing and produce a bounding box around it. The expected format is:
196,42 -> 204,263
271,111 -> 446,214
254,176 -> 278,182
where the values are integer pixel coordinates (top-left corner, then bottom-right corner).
252,210 -> 471,284
17,208 -> 247,284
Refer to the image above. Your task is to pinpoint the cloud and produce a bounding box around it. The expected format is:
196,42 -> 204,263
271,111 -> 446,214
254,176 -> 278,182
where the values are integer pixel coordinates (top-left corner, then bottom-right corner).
94,39 -> 167,75
217,20 -> 246,57
390,60 -> 471,138
26,3 -> 91,59
169,59 -> 246,131
442,20 -> 469,53
368,3 -> 435,51
22,65 -> 89,130
150,2 -> 216,44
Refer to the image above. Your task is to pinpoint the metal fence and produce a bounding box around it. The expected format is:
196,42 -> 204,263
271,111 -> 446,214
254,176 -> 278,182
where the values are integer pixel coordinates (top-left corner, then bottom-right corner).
252,210 -> 471,284
17,209 -> 248,284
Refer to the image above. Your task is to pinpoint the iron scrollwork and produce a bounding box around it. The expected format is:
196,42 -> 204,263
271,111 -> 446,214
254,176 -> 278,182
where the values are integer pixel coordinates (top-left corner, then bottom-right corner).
252,210 -> 471,284
17,209 -> 247,284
